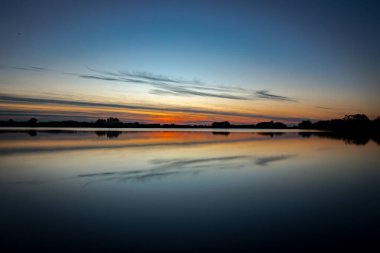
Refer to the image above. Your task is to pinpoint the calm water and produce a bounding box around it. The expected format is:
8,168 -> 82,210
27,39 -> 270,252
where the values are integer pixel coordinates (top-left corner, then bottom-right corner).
0,129 -> 379,252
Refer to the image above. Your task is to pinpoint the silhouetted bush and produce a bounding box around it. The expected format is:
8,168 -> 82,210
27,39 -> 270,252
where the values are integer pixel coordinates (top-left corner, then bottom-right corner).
212,121 -> 231,128
256,121 -> 287,129
310,114 -> 378,133
298,120 -> 312,129
28,118 -> 38,126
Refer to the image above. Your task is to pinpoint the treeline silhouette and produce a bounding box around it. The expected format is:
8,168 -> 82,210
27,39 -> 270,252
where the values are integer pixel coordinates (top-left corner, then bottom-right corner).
1,115 -> 379,145
296,114 -> 380,145
0,114 -> 379,133
0,118 -> 292,129
297,114 -> 380,132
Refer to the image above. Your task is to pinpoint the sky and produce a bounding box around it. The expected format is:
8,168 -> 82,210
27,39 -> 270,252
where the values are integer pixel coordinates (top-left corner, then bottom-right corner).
0,0 -> 379,124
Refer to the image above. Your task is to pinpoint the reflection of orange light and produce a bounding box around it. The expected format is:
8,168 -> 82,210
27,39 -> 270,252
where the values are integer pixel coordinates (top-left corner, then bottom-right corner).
0,131 -> 352,161
149,131 -> 179,139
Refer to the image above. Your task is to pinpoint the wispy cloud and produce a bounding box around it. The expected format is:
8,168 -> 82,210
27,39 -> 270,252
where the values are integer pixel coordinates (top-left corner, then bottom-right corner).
80,70 -> 300,102
1,64 -> 299,102
117,69 -> 205,85
149,89 -> 183,96
255,90 -> 297,102
315,106 -> 332,110
151,82 -> 248,100
0,93 -> 308,123
78,68 -> 249,100
0,65 -> 49,72
79,75 -> 121,81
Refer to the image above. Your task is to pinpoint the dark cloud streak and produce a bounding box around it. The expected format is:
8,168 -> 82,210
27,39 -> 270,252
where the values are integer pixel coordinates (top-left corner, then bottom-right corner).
0,94 -> 307,122
315,106 -> 332,110
1,65 -> 49,72
256,90 -> 297,102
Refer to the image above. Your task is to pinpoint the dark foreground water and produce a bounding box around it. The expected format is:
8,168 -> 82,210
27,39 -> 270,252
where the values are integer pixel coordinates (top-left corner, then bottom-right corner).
0,129 -> 379,252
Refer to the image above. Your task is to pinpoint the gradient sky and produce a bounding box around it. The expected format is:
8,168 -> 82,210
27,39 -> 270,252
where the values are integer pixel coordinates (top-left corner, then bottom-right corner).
1,0 -> 379,124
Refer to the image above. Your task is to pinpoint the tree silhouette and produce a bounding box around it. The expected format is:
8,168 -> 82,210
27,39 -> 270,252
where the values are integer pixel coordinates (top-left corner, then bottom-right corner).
106,117 -> 120,125
298,120 -> 312,129
256,121 -> 287,129
343,114 -> 369,122
95,119 -> 106,125
212,121 -> 231,128
27,118 -> 38,126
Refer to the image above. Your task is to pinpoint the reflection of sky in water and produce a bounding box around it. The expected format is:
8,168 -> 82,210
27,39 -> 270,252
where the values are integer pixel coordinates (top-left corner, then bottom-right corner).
0,130 -> 379,252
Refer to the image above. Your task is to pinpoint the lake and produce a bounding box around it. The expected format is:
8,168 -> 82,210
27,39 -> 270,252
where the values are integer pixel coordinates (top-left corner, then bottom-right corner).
0,129 -> 379,252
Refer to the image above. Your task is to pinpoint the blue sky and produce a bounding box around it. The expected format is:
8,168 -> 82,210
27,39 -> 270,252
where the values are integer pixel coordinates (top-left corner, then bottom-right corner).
0,0 -> 379,123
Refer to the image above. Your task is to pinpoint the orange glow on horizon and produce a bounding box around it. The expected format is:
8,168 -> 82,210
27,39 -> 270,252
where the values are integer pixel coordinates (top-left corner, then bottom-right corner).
0,96 -> 358,125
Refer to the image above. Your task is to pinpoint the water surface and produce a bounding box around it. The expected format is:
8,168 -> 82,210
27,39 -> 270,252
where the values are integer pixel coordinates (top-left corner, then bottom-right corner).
0,129 -> 379,252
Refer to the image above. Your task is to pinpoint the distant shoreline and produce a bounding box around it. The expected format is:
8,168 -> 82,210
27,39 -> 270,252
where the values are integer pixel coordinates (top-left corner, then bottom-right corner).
0,127 -> 322,132
0,114 -> 378,133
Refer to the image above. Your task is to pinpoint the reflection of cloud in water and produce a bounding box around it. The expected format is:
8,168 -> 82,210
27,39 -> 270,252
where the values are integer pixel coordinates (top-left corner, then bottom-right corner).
0,134 -> 291,155
255,155 -> 295,166
2,154 -> 295,186
78,156 -> 248,184
150,156 -> 247,166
